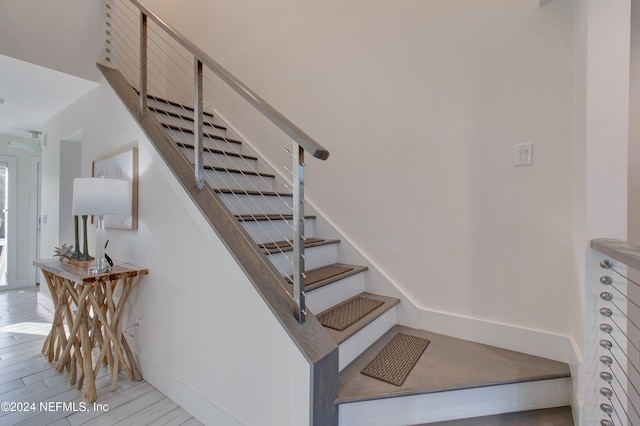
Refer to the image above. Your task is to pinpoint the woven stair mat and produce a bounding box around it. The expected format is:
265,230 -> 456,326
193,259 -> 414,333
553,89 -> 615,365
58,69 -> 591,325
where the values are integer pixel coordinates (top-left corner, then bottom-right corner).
317,296 -> 384,331
287,264 -> 354,287
361,332 -> 430,387
260,238 -> 324,251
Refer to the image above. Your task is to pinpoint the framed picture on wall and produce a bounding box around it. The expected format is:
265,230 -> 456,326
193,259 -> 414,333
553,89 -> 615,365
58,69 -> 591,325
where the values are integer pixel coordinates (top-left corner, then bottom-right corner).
92,147 -> 138,229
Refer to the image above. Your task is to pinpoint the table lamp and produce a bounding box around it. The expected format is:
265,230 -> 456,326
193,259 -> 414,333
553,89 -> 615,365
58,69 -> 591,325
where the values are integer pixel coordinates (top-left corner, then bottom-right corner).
72,177 -> 131,273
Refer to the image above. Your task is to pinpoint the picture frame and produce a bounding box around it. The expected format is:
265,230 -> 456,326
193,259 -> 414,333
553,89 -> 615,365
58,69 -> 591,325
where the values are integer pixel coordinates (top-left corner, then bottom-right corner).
92,147 -> 138,229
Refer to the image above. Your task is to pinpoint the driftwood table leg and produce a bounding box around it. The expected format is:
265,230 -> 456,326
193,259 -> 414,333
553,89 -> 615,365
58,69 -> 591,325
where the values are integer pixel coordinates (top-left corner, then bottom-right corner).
76,285 -> 96,402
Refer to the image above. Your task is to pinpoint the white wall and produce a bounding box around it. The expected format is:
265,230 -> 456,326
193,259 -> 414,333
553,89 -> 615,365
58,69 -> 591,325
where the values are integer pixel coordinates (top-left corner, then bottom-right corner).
142,0 -> 579,343
40,80 -> 311,426
573,1 -> 631,423
0,135 -> 40,287
0,0 -> 106,82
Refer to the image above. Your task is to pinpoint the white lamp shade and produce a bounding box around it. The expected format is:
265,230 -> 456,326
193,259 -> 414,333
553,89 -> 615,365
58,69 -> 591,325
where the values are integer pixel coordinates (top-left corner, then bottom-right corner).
72,178 -> 131,216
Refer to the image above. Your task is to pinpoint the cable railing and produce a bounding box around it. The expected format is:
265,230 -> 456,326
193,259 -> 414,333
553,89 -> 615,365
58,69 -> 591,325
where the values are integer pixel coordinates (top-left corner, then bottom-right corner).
591,238 -> 640,426
103,0 -> 330,323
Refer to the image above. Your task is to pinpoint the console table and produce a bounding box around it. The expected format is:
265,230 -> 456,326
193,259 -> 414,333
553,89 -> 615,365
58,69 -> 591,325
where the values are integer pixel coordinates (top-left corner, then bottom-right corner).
33,258 -> 148,402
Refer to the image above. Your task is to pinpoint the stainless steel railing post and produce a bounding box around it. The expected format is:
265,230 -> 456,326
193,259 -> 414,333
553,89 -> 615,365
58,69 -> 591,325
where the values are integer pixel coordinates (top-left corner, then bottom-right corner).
194,58 -> 204,190
293,144 -> 306,323
139,11 -> 148,115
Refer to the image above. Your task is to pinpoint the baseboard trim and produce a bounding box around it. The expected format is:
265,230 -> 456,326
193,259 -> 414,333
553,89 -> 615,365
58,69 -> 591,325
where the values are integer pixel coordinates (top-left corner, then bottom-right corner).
134,352 -> 245,426
419,308 -> 578,365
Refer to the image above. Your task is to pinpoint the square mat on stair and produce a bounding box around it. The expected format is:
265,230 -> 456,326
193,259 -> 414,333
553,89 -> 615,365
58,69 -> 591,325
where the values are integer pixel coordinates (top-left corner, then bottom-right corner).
360,332 -> 430,387
317,295 -> 384,331
287,264 -> 354,287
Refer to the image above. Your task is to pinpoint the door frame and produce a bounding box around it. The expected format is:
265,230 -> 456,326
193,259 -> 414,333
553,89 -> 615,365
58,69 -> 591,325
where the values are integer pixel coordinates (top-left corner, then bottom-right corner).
0,155 -> 19,289
29,156 -> 41,285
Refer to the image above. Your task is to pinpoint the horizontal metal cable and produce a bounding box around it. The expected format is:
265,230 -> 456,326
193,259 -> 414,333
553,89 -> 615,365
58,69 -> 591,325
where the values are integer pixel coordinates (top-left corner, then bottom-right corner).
106,0 -> 317,309
608,265 -> 640,288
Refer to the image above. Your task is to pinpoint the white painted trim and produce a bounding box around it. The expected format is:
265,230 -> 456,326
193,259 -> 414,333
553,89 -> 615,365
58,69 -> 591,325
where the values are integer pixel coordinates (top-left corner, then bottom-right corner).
338,377 -> 572,426
419,308 -> 578,365
0,156 -> 18,289
28,156 -> 41,285
135,351 -> 246,426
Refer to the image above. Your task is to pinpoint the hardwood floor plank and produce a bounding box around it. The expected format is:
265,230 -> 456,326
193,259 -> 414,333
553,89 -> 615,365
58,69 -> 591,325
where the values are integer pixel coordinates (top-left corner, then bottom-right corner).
11,375 -> 114,426
66,381 -> 156,425
0,288 -> 202,426
84,389 -> 167,426
113,398 -> 180,425
0,359 -> 52,385
0,333 -> 43,349
0,378 -> 25,394
146,407 -> 194,425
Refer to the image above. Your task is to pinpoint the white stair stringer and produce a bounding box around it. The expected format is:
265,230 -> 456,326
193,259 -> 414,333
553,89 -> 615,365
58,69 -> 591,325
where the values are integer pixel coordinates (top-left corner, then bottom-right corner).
337,376 -> 572,426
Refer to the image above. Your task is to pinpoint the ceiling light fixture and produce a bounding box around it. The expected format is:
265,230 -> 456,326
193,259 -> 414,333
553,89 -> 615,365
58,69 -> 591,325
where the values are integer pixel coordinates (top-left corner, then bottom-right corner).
7,129 -> 43,153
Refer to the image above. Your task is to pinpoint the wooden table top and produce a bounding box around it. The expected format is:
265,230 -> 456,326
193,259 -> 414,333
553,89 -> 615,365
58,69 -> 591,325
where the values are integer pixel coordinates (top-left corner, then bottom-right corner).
33,258 -> 148,284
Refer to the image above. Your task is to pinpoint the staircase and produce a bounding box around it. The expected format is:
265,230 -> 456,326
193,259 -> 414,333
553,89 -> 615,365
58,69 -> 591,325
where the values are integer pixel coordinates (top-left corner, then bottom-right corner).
126,91 -> 574,425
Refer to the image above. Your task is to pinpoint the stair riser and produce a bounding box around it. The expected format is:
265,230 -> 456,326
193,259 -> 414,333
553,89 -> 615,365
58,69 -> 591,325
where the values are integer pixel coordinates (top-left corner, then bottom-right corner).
219,194 -> 293,215
152,113 -> 225,136
178,147 -> 259,172
204,169 -> 275,193
337,377 -> 572,426
165,128 -> 242,154
240,219 -> 315,245
267,244 -> 338,276
306,273 -> 365,315
146,98 -> 227,127
338,308 -> 396,371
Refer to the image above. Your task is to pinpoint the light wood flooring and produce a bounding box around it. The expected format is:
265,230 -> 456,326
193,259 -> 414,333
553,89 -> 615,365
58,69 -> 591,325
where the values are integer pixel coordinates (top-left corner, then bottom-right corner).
0,287 -> 202,426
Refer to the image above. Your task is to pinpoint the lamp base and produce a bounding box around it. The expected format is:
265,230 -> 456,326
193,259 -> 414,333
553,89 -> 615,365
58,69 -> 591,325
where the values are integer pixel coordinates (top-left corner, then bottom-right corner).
88,265 -> 112,274
75,253 -> 94,261
88,250 -> 111,274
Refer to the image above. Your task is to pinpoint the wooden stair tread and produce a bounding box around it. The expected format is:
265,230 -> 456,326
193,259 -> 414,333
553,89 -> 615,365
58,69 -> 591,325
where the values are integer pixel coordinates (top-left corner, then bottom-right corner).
420,406 -> 574,426
144,93 -> 216,118
149,106 -> 226,130
214,188 -> 292,197
236,214 -> 316,221
319,292 -> 398,345
287,262 -> 368,292
202,164 -> 275,178
176,142 -> 258,161
337,325 -> 571,404
162,123 -> 242,145
260,238 -> 340,254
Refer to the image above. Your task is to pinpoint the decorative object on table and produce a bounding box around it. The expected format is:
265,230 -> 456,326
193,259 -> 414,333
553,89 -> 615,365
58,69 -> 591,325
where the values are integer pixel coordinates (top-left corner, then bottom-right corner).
72,177 -> 131,273
53,244 -> 74,262
71,215 -> 93,261
104,239 -> 114,267
71,216 -> 82,259
92,147 -> 138,229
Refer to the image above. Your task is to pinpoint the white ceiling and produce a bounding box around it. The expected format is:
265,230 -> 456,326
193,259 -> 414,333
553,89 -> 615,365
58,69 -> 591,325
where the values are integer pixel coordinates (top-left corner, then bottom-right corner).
0,54 -> 99,139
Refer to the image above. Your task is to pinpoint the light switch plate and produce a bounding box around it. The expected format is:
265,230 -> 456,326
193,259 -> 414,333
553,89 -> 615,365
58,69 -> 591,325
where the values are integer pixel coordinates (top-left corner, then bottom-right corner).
515,143 -> 533,166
